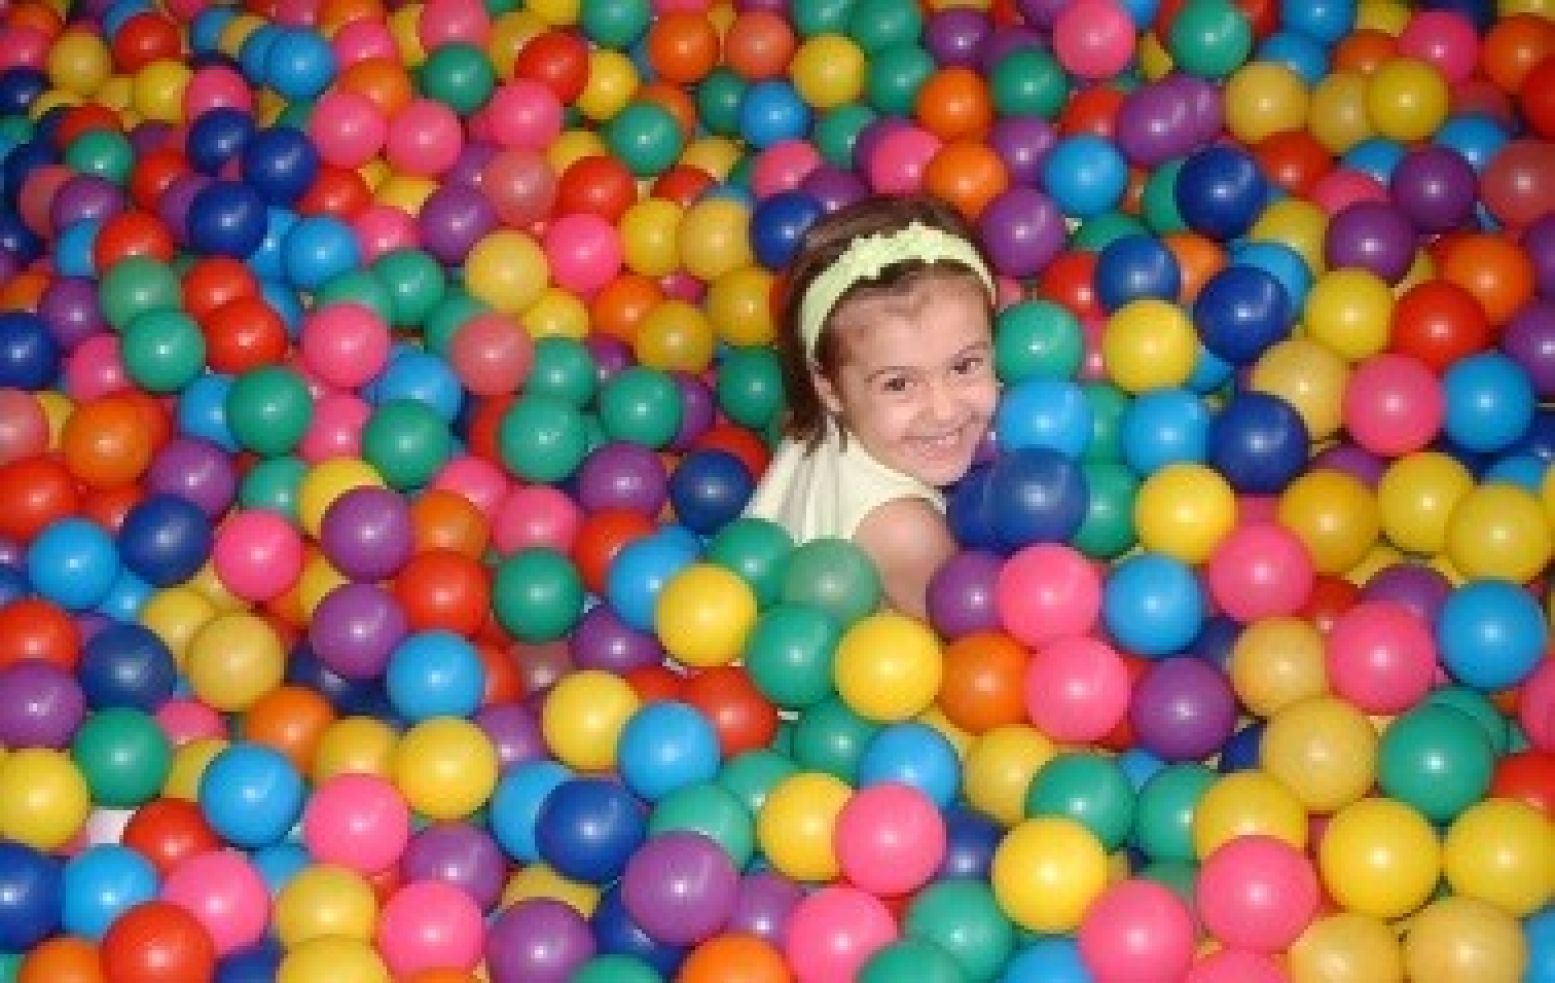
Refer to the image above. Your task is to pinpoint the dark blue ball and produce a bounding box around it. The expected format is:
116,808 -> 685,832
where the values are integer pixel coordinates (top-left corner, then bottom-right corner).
117,493 -> 214,588
1208,391 -> 1309,494
1219,721 -> 1265,773
590,884 -> 686,976
240,126 -> 319,205
668,449 -> 754,535
79,623 -> 178,712
0,840 -> 62,951
187,107 -> 258,176
187,180 -> 269,258
216,939 -> 283,983
1095,234 -> 1182,312
1175,145 -> 1269,242
0,68 -> 46,116
987,447 -> 1089,552
0,210 -> 42,265
1193,264 -> 1293,366
937,803 -> 1002,880
750,190 -> 823,270
946,464 -> 998,550
285,642 -> 398,722
0,310 -> 58,389
0,565 -> 27,607
534,778 -> 647,885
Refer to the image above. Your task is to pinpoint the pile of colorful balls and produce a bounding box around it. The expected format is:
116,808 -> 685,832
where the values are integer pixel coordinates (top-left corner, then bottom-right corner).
0,0 -> 1553,979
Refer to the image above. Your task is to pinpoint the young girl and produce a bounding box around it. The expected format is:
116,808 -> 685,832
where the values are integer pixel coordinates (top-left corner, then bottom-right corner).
745,194 -> 1000,619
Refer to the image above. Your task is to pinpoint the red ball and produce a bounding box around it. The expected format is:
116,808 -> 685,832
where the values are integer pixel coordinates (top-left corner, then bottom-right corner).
1518,55 -> 1555,138
111,13 -> 183,72
682,666 -> 779,757
130,148 -> 189,213
0,598 -> 80,670
0,454 -> 82,543
394,549 -> 491,637
1036,251 -> 1099,320
120,799 -> 222,877
101,902 -> 216,983
1389,279 -> 1493,372
571,508 -> 657,597
1491,750 -> 1555,818
93,210 -> 176,268
513,29 -> 589,104
555,155 -> 637,222
182,257 -> 259,322
202,295 -> 289,374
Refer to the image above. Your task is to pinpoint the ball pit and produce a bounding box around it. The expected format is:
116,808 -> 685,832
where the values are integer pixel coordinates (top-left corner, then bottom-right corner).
1,0 -> 1555,980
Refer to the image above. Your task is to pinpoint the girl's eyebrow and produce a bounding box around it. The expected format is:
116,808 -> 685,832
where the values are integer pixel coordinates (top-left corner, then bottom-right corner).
861,341 -> 992,382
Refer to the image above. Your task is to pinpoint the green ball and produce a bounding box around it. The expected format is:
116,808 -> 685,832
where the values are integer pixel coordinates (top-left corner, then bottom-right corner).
65,129 -> 135,185
814,103 -> 877,169
493,547 -> 584,643
374,248 -> 447,329
904,879 -> 1015,983
1141,159 -> 1188,233
648,781 -> 756,869
995,300 -> 1083,384
1025,751 -> 1136,851
226,365 -> 312,457
848,0 -> 922,53
528,336 -> 598,407
122,310 -> 207,393
1083,381 -> 1131,462
1168,0 -> 1254,79
989,49 -> 1069,119
1377,703 -> 1495,825
1074,461 -> 1138,560
860,939 -> 967,983
571,955 -> 662,983
745,604 -> 840,710
499,394 -> 590,483
99,257 -> 181,330
421,288 -> 489,357
867,44 -> 935,116
604,101 -> 684,177
715,345 -> 785,431
697,68 -> 747,138
792,696 -> 879,783
1423,686 -> 1510,756
1131,763 -> 1215,863
1071,212 -> 1149,252
1139,859 -> 1199,905
239,455 -> 307,522
707,517 -> 794,609
417,43 -> 496,115
780,538 -> 881,627
362,398 -> 452,490
71,708 -> 172,808
314,269 -> 395,323
598,366 -> 682,448
717,749 -> 798,816
579,0 -> 650,48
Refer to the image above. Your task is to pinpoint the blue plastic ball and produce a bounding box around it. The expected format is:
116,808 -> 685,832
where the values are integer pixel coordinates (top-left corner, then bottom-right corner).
177,373 -> 239,451
27,517 -> 120,612
116,493 -> 213,588
995,377 -> 1094,458
0,841 -> 61,952
667,449 -> 755,535
590,882 -> 687,975
1207,390 -> 1309,493
240,126 -> 319,205
1256,29 -> 1330,85
1002,937 -> 1090,983
986,446 -> 1089,551
857,722 -> 961,808
263,28 -> 337,101
1174,145 -> 1268,241
946,464 -> 998,550
490,760 -> 573,864
606,526 -> 702,632
1121,388 -> 1210,475
250,842 -> 310,895
0,310 -> 59,390
54,219 -> 99,278
751,190 -> 823,270
187,180 -> 270,259
1193,265 -> 1292,366
937,803 -> 1002,880
1437,579 -> 1547,692
1103,552 -> 1205,657
385,630 -> 486,723
1443,352 -> 1536,454
281,215 -> 362,291
61,844 -> 158,940
216,939 -> 284,983
0,68 -> 46,116
1218,721 -> 1265,773
739,80 -> 812,150
1278,0 -> 1355,45
186,107 -> 256,175
534,777 -> 648,884
1228,240 -> 1312,310
1095,234 -> 1182,312
618,702 -> 721,802
197,742 -> 306,849
1042,135 -> 1128,219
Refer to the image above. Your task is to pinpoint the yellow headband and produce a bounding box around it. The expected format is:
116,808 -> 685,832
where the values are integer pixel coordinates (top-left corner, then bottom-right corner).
799,222 -> 995,360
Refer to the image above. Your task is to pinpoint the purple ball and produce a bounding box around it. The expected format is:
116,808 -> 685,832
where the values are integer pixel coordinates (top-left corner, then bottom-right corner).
158,174 -> 211,244
1502,299 -> 1555,398
308,581 -> 407,679
51,175 -> 125,229
926,549 -> 1003,639
924,9 -> 992,67
0,661 -> 86,749
576,442 -> 668,515
0,536 -> 22,567
401,821 -> 507,912
38,277 -> 107,351
128,121 -> 173,157
989,116 -> 1057,188
735,0 -> 786,12
1016,0 -> 1069,29
145,437 -> 238,518
485,899 -> 596,983
725,871 -> 804,944
1360,563 -> 1452,625
446,141 -> 500,189
1172,74 -> 1226,145
1389,146 -> 1478,234
979,26 -> 1046,74
318,486 -> 413,581
670,372 -> 715,450
1116,81 -> 1198,168
418,185 -> 497,266
621,832 -> 739,947
1129,656 -> 1237,762
1310,444 -> 1386,487
570,603 -> 664,674
1523,214 -> 1555,298
978,187 -> 1067,278
799,165 -> 869,214
475,701 -> 546,769
584,334 -> 632,383
1324,201 -> 1417,283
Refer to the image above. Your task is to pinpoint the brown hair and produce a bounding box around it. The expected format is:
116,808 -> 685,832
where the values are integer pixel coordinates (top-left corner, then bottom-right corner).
774,194 -> 995,449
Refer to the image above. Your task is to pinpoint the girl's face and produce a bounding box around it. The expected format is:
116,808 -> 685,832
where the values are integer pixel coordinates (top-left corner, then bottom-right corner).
812,275 -> 998,488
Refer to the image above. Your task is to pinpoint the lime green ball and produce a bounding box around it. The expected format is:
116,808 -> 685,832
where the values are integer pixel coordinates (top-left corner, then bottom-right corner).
598,366 -> 682,448
99,256 -> 181,330
362,398 -> 452,490
499,394 -> 590,483
995,300 -> 1083,384
493,547 -> 584,643
417,43 -> 496,115
122,310 -> 207,393
226,365 -> 312,457
71,708 -> 172,808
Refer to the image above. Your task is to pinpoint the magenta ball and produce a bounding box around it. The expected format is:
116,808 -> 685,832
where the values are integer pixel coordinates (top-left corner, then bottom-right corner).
1325,601 -> 1437,714
835,784 -> 946,897
1024,635 -> 1131,744
319,486 -> 414,581
784,886 -> 899,983
302,773 -> 411,875
1341,353 -> 1444,456
1205,521 -> 1315,623
159,850 -> 270,957
543,213 -> 623,295
376,880 -> 485,978
1079,879 -> 1196,983
996,544 -> 1100,647
1197,835 -> 1319,952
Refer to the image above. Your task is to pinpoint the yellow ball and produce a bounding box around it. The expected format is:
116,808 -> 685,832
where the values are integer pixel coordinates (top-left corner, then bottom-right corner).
1377,452 -> 1474,555
1304,268 -> 1394,362
1230,616 -> 1329,719
1319,797 -> 1440,919
527,0 -> 578,26
488,12 -> 545,76
1366,57 -> 1450,144
389,5 -> 427,66
577,50 -> 639,122
1193,770 -> 1308,858
523,287 -> 590,340
707,267 -> 776,347
635,298 -> 716,373
680,136 -> 742,180
756,772 -> 851,882
1442,798 -> 1555,917
503,863 -> 601,915
1308,70 -> 1375,154
791,34 -> 867,109
1138,30 -> 1174,81
1103,299 -> 1198,393
311,717 -> 398,784
1250,338 -> 1349,441
1224,61 -> 1310,144
541,669 -> 640,772
1261,696 -> 1378,814
131,59 -> 191,124
0,749 -> 90,850
679,197 -> 753,282
35,391 -> 72,449
1249,198 -> 1328,274
373,175 -> 436,214
1289,912 -> 1404,983
185,612 -> 285,712
140,586 -> 218,667
1355,0 -> 1411,32
962,725 -> 1057,828
275,865 -> 379,948
1444,483 -> 1553,584
655,563 -> 758,669
1278,469 -> 1380,576
278,936 -> 390,983
1134,463 -> 1237,565
218,14 -> 265,57
392,717 -> 499,820
163,738 -> 228,802
96,75 -> 133,113
547,129 -> 609,173
298,459 -> 384,538
1401,896 -> 1527,983
991,818 -> 1108,933
465,230 -> 550,315
833,612 -> 943,723
189,561 -> 246,614
620,197 -> 682,277
1344,541 -> 1404,587
47,28 -> 112,97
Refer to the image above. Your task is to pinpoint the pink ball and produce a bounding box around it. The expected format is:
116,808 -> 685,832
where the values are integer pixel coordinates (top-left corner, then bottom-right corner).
212,509 -> 304,602
1206,522 -> 1315,622
493,484 -> 582,553
1309,169 -> 1388,213
1024,635 -> 1130,743
449,313 -> 535,397
752,140 -> 822,199
65,334 -> 128,401
183,66 -> 253,118
784,886 -> 898,983
300,303 -> 391,390
1519,658 -> 1555,751
303,773 -> 411,875
1053,0 -> 1136,79
155,699 -> 225,743
386,98 -> 464,177
660,270 -> 704,303
1078,879 -> 1196,983
0,27 -> 48,70
331,20 -> 398,65
354,203 -> 422,262
310,90 -> 389,169
996,544 -> 1101,647
430,455 -> 510,518
1398,11 -> 1479,84
1196,836 -> 1318,952
1341,353 -> 1443,457
1325,601 -> 1437,714
484,80 -> 565,152
1187,949 -> 1291,983
0,388 -> 48,464
834,784 -> 945,897
299,391 -> 370,463
482,147 -> 558,227
865,125 -> 942,196
160,850 -> 270,956
418,0 -> 491,48
375,880 -> 485,978
543,213 -> 623,295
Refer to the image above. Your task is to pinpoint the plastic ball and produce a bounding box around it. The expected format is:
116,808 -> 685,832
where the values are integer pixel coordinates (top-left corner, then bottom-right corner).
160,850 -> 269,957
1078,879 -> 1197,983
1260,695 -> 1377,814
1024,635 -> 1131,744
1319,797 -> 1441,920
985,447 -> 1090,551
1402,896 -> 1526,983
1436,579 -> 1547,692
374,880 -> 483,978
0,841 -> 63,952
100,900 -> 217,983
301,773 -> 410,876
1102,552 -> 1205,658
620,831 -> 737,947
992,817 -> 1108,933
833,612 -> 943,723
1104,299 -> 1199,393
1442,797 -> 1555,918
392,717 -> 498,822
783,886 -> 898,983
755,771 -> 849,882
617,701 -> 721,802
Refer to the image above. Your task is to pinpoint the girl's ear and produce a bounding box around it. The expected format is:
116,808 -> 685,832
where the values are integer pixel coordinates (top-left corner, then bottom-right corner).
809,362 -> 844,417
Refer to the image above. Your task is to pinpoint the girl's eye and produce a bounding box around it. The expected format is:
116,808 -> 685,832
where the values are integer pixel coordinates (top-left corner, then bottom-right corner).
954,355 -> 986,375
880,376 -> 911,394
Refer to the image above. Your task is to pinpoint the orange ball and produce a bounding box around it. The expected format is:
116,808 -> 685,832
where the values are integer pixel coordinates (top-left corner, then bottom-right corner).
1482,14 -> 1555,94
723,10 -> 795,81
243,685 -> 336,773
645,12 -> 720,85
679,934 -> 793,983
1332,28 -> 1398,74
61,395 -> 156,490
915,67 -> 994,141
937,631 -> 1030,735
410,489 -> 489,559
1163,232 -> 1226,302
1439,232 -> 1535,325
591,273 -> 664,344
19,935 -> 104,983
923,140 -> 1009,221
338,57 -> 414,117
